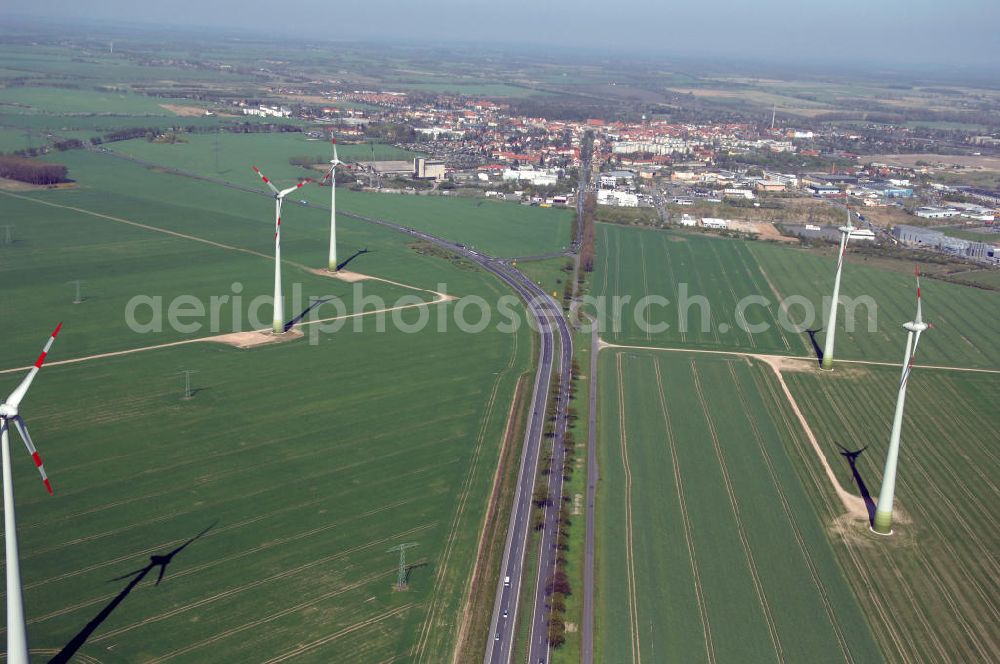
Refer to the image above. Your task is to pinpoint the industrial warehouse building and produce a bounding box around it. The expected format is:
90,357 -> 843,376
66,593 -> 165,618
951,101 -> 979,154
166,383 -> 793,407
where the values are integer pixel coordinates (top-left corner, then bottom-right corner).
915,206 -> 961,219
894,224 -> 998,263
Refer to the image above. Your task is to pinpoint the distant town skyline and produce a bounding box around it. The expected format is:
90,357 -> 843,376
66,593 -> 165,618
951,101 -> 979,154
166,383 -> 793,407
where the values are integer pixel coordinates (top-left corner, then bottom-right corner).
4,0 -> 999,70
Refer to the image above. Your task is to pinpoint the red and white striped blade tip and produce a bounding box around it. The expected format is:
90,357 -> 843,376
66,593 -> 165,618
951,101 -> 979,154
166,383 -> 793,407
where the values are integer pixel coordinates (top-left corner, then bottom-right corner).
31,453 -> 52,495
34,321 -> 63,367
13,418 -> 52,494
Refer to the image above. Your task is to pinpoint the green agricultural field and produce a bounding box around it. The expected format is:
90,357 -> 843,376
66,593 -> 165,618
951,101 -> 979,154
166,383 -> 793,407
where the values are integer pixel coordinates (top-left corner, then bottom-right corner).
0,46 -> 257,86
947,268 -> 1000,290
589,223 -> 1000,369
0,86 -> 186,116
4,310 -> 528,662
748,241 -> 1000,368
782,364 -> 1000,663
0,127 -> 33,153
514,257 -> 575,297
110,133 -> 420,186
591,224 -> 807,355
940,227 -> 1000,243
0,190 -> 430,368
0,111 -> 238,139
1,139 -> 537,660
49,148 -> 572,259
596,349 -> 882,663
333,193 -> 572,259
391,82 -> 546,98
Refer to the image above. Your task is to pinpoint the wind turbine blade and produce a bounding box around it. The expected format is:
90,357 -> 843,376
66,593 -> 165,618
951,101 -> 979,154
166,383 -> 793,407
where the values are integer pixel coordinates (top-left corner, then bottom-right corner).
914,266 -> 923,324
11,416 -> 52,494
6,322 -> 62,409
252,166 -> 280,195
279,179 -> 311,198
900,329 -> 924,389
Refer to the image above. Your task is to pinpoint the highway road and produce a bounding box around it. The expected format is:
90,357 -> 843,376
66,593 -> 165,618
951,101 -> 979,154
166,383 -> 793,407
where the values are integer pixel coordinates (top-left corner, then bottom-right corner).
482,271 -> 560,664
485,152 -> 586,664
520,147 -> 592,664
523,286 -> 573,664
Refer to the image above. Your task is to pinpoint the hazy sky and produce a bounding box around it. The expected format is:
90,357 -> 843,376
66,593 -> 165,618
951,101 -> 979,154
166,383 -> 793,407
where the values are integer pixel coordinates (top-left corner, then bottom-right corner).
6,0 -> 999,68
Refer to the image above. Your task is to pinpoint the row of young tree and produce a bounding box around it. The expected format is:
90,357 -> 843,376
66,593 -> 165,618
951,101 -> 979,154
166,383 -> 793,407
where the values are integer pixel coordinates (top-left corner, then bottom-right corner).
531,357 -> 584,648
10,122 -> 306,160
0,155 -> 68,185
580,192 -> 597,272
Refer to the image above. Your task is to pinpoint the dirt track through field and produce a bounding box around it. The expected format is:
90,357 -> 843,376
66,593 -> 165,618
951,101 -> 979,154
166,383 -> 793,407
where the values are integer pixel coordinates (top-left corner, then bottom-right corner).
446,328 -> 521,664
690,361 -> 784,660
0,295 -> 454,377
260,603 -> 416,663
0,193 -> 453,376
652,360 -> 715,663
736,364 -> 855,663
595,340 -> 1000,519
147,566 -> 398,662
0,190 -> 274,261
603,338 -> 1000,662
416,320 -> 519,662
615,354 -> 642,664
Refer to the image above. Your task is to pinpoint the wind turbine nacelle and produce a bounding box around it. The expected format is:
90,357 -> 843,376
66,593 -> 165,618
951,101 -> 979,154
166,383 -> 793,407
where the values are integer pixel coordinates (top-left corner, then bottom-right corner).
0,403 -> 15,417
903,321 -> 928,332
838,225 -> 855,234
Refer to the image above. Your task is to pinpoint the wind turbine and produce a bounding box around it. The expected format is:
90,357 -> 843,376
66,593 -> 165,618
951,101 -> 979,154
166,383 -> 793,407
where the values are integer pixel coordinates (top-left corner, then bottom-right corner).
821,198 -> 855,370
252,167 -> 311,333
0,323 -> 61,664
323,135 -> 343,271
873,268 -> 929,535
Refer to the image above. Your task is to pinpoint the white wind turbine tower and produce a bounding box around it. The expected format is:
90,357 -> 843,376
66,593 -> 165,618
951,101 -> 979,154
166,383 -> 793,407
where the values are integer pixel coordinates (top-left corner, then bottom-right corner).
873,268 -> 930,535
323,135 -> 343,271
821,197 -> 855,370
252,167 -> 311,333
0,323 -> 61,664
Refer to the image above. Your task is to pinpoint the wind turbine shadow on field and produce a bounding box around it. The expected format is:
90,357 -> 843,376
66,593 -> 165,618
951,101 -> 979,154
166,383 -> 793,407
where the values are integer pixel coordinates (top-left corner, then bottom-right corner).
806,328 -> 825,367
837,444 -> 876,526
283,296 -> 334,332
48,522 -> 216,664
336,248 -> 371,272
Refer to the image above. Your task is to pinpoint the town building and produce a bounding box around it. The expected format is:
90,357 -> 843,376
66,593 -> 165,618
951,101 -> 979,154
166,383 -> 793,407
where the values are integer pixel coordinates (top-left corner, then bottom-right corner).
915,206 -> 961,219
597,189 -> 638,207
414,158 -> 446,181
502,168 -> 559,187
723,188 -> 755,200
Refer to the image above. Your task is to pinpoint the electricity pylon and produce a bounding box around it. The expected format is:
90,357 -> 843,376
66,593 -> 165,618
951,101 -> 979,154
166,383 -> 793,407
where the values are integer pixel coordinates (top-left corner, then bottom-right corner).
387,542 -> 418,590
